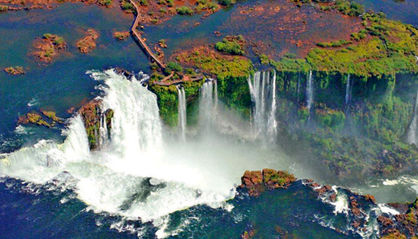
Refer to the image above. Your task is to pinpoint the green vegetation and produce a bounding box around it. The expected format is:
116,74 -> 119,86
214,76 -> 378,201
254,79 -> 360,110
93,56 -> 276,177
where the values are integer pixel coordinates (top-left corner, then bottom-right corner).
215,35 -> 245,55
265,12 -> 418,78
268,54 -> 311,72
350,29 -> 367,41
165,61 -> 183,74
149,84 -> 178,126
176,48 -> 253,80
276,1 -> 418,78
0,5 -> 8,11
291,0 -> 364,16
4,66 -> 24,75
139,0 -> 148,6
217,75 -> 252,117
98,0 -> 112,7
334,0 -> 364,16
42,33 -> 65,47
176,6 -> 193,15
316,39 -> 352,48
196,0 -> 218,11
121,1 -> 135,12
113,31 -> 130,40
217,0 -> 235,7
315,108 -> 345,129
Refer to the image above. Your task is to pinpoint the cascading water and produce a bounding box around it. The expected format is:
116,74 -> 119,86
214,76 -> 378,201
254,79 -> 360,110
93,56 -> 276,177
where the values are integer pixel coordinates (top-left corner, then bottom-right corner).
306,70 -> 314,121
248,71 -> 278,139
345,74 -> 352,106
267,71 -> 278,137
199,79 -> 218,128
406,90 -> 418,145
177,86 -> 187,141
1,69 -> 284,237
296,72 -> 301,103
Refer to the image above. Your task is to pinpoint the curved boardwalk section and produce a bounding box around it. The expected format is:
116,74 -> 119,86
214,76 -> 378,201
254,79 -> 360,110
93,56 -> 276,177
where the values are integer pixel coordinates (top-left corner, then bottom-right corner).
129,0 -> 166,69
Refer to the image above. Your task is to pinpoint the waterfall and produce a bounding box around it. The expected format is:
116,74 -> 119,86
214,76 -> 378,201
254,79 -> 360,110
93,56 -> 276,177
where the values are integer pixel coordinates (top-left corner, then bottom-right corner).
199,79 -> 218,128
214,79 -> 218,111
345,74 -> 352,106
98,70 -> 164,156
1,69 -> 283,231
248,71 -> 278,139
306,70 -> 314,120
177,86 -> 187,141
407,90 -> 418,145
267,71 -> 278,137
297,72 -> 301,103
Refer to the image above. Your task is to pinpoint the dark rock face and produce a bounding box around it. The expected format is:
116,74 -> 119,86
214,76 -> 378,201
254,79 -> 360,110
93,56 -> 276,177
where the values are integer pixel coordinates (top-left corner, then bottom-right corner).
78,99 -> 114,150
240,169 -> 296,197
113,67 -> 133,79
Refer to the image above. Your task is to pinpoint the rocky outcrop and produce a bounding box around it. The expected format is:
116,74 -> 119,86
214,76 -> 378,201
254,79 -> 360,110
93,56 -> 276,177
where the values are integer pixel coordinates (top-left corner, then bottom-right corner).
113,31 -> 130,40
379,198 -> 418,239
4,66 -> 24,75
31,33 -> 66,63
114,67 -> 133,79
76,29 -> 99,54
240,229 -> 255,239
240,169 -> 296,196
78,99 -> 113,150
17,110 -> 64,128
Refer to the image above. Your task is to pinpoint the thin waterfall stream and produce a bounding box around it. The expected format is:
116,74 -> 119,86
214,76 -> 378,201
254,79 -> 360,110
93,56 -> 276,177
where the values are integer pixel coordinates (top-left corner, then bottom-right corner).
177,85 -> 187,141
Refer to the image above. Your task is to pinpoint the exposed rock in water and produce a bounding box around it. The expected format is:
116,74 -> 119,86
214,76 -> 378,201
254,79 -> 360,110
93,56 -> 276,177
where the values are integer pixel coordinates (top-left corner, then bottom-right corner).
240,229 -> 255,239
113,67 -> 133,79
4,66 -> 25,75
113,31 -> 130,40
31,33 -> 67,63
76,29 -> 99,54
17,110 -> 64,128
240,169 -> 296,196
239,169 -> 417,237
78,99 -> 114,150
379,198 -> 418,239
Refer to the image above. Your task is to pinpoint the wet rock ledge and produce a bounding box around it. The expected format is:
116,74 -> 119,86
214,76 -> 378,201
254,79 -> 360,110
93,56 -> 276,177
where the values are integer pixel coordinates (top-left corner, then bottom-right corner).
240,169 -> 417,239
78,99 -> 114,150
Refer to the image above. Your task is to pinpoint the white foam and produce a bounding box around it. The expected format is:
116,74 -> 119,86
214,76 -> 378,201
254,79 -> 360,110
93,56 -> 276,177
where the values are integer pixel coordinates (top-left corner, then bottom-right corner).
1,69 -> 286,237
27,98 -> 39,107
378,204 -> 400,215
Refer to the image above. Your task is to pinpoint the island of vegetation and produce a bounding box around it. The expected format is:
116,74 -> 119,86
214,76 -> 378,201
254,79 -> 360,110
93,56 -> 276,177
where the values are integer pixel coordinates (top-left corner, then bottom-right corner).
31,33 -> 66,63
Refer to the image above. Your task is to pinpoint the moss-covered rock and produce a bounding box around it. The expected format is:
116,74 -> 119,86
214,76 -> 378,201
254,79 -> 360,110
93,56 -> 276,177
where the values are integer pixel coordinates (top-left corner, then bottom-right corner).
78,99 -> 114,150
241,169 -> 296,197
4,66 -> 24,75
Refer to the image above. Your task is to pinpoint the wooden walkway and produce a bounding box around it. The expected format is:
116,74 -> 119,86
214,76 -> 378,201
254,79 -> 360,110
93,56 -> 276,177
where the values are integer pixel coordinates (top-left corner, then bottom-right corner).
129,0 -> 166,69
154,74 -> 205,86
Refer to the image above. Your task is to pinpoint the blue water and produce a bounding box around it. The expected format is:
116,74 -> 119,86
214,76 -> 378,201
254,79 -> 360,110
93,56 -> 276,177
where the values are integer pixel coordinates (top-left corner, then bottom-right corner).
0,178 -> 360,238
0,3 -> 149,147
354,0 -> 417,26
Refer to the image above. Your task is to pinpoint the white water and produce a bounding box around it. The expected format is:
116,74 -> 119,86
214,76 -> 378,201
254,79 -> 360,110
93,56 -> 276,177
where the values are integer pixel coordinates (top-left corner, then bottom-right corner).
1,69 -> 288,236
177,86 -> 187,141
406,90 -> 418,145
345,74 -> 352,106
267,71 -> 278,137
297,72 -> 301,103
306,70 -> 314,120
199,79 -> 218,129
248,71 -> 278,140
